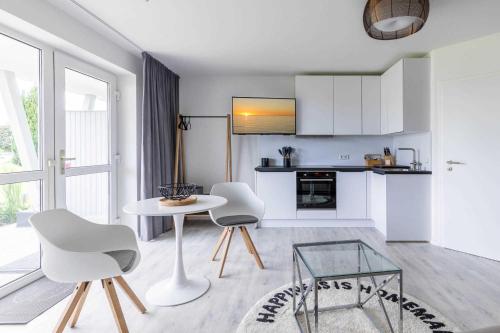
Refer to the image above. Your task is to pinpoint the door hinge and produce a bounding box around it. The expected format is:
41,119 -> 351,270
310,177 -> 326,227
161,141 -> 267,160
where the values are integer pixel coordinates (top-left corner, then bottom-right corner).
115,90 -> 121,102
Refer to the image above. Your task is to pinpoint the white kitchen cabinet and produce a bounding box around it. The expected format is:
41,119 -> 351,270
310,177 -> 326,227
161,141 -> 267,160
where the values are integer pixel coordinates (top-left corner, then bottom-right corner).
295,76 -> 334,135
333,76 -> 362,135
370,172 -> 431,241
381,61 -> 403,134
381,58 -> 430,134
336,172 -> 367,219
255,171 -> 296,219
370,173 -> 387,235
362,76 -> 381,135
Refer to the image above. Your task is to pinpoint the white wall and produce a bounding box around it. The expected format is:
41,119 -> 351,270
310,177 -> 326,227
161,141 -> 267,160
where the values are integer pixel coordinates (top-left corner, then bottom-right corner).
430,32 -> 500,245
117,74 -> 141,230
392,132 -> 432,170
180,76 -> 293,191
0,0 -> 141,75
259,135 -> 392,166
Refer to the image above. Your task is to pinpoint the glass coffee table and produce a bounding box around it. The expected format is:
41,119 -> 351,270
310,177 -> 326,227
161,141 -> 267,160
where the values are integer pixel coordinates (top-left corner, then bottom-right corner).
292,240 -> 403,333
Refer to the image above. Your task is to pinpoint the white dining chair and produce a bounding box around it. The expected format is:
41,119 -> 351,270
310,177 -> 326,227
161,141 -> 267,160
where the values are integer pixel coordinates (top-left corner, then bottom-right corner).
209,182 -> 265,278
29,209 -> 146,333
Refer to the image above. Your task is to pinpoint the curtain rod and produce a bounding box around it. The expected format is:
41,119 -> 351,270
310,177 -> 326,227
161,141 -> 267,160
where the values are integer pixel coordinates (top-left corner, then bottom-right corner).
67,0 -> 144,52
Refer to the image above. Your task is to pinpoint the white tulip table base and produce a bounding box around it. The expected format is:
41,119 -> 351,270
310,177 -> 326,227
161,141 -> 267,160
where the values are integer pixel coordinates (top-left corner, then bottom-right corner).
145,276 -> 210,307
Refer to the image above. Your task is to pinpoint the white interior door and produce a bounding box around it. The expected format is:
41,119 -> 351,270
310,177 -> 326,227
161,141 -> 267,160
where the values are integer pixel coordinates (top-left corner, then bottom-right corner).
54,52 -> 117,224
441,73 -> 500,261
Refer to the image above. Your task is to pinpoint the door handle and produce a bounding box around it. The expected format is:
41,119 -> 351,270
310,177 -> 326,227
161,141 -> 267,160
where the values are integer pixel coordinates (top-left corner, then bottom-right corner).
299,179 -> 333,182
60,149 -> 76,174
446,160 -> 465,165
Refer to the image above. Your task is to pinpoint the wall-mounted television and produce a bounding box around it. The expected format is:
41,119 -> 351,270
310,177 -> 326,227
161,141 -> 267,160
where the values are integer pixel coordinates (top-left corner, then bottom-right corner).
232,97 -> 296,135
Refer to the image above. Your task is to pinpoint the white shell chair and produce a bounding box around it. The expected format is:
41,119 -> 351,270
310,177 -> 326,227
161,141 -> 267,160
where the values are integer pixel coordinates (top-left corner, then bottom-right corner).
29,209 -> 146,333
209,182 -> 265,278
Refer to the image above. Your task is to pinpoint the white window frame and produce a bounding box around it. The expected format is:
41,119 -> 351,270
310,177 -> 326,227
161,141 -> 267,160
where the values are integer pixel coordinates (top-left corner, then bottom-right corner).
0,25 -> 119,298
0,24 -> 54,298
53,51 -> 118,225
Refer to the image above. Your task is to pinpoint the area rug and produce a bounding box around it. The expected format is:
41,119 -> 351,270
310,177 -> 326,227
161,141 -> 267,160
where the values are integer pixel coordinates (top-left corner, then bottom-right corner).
0,253 -> 39,273
237,279 -> 460,333
0,277 -> 75,324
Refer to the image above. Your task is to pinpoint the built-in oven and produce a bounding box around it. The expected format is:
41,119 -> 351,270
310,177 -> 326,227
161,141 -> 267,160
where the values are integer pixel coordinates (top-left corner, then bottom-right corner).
296,171 -> 336,209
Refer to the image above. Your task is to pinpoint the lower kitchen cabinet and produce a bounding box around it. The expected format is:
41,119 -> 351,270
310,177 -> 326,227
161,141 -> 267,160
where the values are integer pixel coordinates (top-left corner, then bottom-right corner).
336,172 -> 367,219
255,171 -> 296,219
370,172 -> 431,241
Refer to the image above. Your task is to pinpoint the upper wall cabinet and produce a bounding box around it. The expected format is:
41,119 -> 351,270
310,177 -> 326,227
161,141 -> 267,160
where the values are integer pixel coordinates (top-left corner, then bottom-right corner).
362,76 -> 381,135
295,75 -> 334,135
334,76 -> 362,135
381,58 -> 430,134
295,58 -> 428,136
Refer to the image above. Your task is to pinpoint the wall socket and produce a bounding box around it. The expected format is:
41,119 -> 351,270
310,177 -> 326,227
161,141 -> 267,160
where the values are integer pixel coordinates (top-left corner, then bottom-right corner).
339,154 -> 350,160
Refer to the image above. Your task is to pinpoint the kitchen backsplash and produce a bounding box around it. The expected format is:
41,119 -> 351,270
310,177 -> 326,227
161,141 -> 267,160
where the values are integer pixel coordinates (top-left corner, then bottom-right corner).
258,135 -> 393,166
392,132 -> 432,170
258,132 -> 432,169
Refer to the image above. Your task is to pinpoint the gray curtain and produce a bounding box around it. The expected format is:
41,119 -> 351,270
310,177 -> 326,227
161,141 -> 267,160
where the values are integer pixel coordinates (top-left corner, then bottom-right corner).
139,52 -> 179,241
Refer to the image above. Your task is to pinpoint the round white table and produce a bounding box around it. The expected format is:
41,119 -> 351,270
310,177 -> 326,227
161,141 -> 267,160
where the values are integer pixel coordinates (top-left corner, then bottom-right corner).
123,195 -> 227,306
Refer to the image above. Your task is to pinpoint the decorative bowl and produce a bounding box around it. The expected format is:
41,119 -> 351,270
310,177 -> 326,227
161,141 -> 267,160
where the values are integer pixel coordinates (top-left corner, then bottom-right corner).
158,183 -> 198,201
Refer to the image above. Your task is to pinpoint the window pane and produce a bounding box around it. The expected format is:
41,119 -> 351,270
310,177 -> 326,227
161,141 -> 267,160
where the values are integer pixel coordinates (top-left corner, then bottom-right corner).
0,34 -> 41,173
66,172 -> 109,224
0,180 -> 41,287
65,69 -> 109,168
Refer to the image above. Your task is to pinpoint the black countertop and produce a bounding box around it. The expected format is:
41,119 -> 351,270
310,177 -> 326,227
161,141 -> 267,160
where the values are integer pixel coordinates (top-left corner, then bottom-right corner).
371,168 -> 432,175
254,165 -> 432,175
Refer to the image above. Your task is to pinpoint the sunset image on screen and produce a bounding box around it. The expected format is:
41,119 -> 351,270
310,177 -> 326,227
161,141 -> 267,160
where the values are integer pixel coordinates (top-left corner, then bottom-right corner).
232,98 -> 295,134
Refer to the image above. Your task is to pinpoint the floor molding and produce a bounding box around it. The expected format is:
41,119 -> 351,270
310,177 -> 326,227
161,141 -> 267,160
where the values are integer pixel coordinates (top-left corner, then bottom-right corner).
259,219 -> 375,228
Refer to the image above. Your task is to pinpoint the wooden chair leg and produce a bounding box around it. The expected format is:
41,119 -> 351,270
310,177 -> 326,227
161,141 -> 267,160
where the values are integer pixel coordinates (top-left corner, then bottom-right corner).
218,227 -> 234,278
242,226 -> 264,269
102,278 -> 129,333
69,281 -> 92,328
53,282 -> 87,333
239,226 -> 254,254
113,276 -> 147,314
211,227 -> 229,261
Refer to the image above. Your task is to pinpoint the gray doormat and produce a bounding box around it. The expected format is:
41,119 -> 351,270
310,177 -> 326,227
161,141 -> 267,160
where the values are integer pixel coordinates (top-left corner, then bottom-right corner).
0,277 -> 75,324
0,253 -> 40,273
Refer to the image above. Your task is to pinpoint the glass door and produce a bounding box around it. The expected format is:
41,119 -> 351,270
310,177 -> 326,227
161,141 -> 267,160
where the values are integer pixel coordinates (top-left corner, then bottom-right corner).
54,53 -> 117,224
0,32 -> 50,293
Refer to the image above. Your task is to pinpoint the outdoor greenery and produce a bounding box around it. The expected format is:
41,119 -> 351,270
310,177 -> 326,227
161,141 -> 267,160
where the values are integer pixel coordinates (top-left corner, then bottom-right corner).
0,87 -> 38,164
23,87 -> 39,152
0,183 -> 28,224
0,87 -> 38,225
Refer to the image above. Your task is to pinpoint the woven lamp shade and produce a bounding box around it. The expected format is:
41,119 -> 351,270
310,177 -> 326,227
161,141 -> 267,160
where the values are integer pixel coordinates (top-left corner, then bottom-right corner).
364,0 -> 429,40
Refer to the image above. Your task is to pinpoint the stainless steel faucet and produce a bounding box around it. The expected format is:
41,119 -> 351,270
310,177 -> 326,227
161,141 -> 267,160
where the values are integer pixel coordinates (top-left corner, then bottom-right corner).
398,148 -> 421,171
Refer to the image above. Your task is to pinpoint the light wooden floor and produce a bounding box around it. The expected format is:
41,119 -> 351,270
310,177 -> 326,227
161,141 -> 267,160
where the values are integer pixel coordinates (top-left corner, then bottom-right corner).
2,221 -> 500,333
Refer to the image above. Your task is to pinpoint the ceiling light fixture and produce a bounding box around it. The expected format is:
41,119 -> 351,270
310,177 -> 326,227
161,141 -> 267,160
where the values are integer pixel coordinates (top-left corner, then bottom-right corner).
363,0 -> 429,40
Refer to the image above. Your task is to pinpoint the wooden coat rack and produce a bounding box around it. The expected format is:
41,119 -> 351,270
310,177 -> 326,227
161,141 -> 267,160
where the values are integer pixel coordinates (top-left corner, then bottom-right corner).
174,114 -> 232,186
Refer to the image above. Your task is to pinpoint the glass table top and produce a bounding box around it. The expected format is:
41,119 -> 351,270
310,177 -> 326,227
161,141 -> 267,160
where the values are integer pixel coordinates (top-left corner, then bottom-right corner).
293,240 -> 401,279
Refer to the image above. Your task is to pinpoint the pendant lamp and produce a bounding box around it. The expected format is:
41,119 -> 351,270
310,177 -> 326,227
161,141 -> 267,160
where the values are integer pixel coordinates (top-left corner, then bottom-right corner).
364,0 -> 429,40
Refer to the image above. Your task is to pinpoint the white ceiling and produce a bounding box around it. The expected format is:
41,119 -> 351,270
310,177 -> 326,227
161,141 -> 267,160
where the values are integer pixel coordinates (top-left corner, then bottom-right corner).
48,0 -> 500,76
